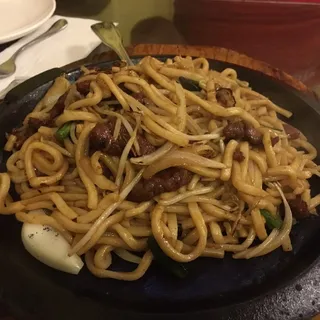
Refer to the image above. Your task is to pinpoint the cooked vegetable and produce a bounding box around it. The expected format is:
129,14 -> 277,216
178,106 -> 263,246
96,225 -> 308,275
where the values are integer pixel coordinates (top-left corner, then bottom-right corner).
178,77 -> 201,91
22,222 -> 83,275
260,209 -> 283,230
55,122 -> 72,142
147,236 -> 188,278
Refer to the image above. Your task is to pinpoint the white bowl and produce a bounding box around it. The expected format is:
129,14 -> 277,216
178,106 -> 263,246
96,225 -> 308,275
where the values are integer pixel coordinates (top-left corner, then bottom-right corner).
0,0 -> 56,44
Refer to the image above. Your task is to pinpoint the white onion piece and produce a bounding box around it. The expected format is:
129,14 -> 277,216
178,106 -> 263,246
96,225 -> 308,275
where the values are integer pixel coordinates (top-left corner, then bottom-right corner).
21,223 -> 83,275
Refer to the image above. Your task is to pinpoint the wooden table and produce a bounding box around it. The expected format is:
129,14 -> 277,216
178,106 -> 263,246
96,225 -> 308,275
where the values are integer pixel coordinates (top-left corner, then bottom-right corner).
174,1 -> 320,89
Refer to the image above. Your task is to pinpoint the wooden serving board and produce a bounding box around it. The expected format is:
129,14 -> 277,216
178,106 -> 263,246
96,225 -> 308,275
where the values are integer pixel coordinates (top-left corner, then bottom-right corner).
78,43 -> 309,93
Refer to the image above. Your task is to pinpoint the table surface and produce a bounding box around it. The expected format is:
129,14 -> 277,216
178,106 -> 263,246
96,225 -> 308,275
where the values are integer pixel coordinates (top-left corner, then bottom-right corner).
2,5 -> 320,96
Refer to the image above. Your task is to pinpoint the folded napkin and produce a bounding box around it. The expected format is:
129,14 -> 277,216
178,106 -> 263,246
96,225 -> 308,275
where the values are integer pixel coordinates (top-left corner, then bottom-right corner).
0,15 -> 102,92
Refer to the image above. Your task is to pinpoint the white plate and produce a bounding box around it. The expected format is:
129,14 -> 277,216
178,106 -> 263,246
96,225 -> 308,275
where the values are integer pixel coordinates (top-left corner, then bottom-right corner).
0,0 -> 56,44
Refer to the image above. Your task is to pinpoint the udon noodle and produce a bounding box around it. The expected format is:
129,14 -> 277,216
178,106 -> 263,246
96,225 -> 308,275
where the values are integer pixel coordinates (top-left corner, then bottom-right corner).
1,55 -> 319,280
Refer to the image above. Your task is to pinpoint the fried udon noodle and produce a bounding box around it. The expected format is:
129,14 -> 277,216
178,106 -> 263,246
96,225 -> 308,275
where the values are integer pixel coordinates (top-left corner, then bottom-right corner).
1,56 -> 319,280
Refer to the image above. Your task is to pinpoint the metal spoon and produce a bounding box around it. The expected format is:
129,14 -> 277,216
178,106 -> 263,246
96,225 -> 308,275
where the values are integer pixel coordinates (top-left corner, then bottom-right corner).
91,22 -> 134,66
0,19 -> 68,79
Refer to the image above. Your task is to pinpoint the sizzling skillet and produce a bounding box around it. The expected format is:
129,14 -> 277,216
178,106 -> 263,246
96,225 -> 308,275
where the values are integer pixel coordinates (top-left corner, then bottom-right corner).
0,51 -> 319,320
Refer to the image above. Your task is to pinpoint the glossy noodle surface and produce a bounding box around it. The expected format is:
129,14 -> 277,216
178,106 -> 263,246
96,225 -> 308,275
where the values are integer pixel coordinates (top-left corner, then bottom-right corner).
1,56 -> 319,280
